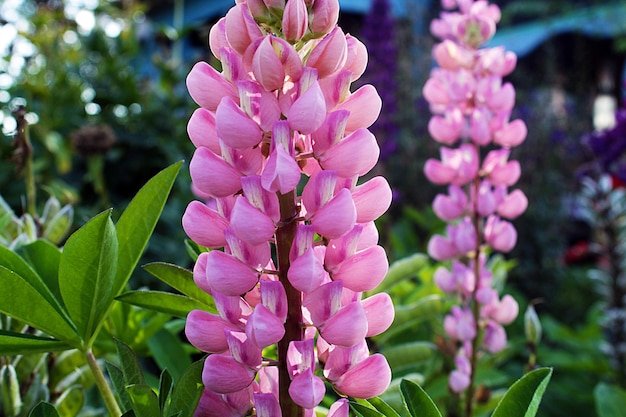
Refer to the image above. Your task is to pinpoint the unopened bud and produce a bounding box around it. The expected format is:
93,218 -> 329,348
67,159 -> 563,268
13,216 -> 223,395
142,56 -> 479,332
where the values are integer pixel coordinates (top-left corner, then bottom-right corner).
524,304 -> 542,346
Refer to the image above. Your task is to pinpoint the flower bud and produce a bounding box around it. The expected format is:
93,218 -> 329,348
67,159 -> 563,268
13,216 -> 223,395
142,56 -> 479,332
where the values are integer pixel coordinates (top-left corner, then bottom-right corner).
524,304 -> 542,346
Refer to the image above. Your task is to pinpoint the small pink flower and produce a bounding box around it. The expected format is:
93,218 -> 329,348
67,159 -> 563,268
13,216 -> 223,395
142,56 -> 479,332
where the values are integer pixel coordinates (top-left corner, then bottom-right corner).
306,26 -> 347,78
246,304 -> 286,348
216,97 -> 263,149
361,293 -> 395,337
309,0 -> 340,35
288,368 -> 325,409
333,354 -> 391,398
332,245 -> 388,292
186,61 -> 237,111
433,184 -> 467,221
483,321 -> 507,353
351,176 -> 393,223
224,4 -> 263,55
428,108 -> 464,145
483,215 -> 517,252
320,301 -> 368,347
182,200 -> 229,248
202,354 -> 256,394
282,0 -> 308,42
444,306 -> 476,341
206,250 -> 259,296
186,310 -> 234,353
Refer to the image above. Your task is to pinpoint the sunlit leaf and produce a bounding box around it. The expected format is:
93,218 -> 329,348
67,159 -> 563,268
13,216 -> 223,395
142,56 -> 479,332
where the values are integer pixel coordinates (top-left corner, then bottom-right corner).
0,330 -> 71,356
400,379 -> 442,417
143,262 -> 215,308
117,290 -> 215,318
19,239 -> 62,302
168,360 -> 204,417
491,367 -> 553,417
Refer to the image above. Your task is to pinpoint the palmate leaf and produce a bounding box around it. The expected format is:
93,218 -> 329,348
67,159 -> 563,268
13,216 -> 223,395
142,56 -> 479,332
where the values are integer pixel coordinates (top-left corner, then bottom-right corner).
491,367 -> 552,417
126,384 -> 161,417
19,239 -> 62,302
0,330 -> 72,355
167,359 -> 204,417
0,266 -> 81,345
113,161 -> 182,298
58,209 -> 118,346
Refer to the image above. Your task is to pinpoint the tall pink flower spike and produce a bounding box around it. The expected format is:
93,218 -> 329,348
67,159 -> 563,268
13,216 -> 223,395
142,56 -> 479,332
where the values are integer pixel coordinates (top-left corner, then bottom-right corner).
182,1 -> 394,416
425,0 -> 525,412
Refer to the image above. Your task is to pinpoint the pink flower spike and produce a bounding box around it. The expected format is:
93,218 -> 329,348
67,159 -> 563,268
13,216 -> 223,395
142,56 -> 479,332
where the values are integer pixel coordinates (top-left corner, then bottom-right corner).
226,330 -> 262,368
287,339 -> 316,377
190,147 -> 242,198
484,215 -> 517,252
206,250 -> 259,296
186,310 -> 232,353
186,61 -> 237,111
254,393 -> 281,417
303,281 -> 343,326
483,321 -> 507,353
188,108 -> 220,154
334,354 -> 391,398
288,247 -> 327,293
319,128 -> 379,177
307,26 -> 348,78
428,109 -> 464,145
336,84 -> 382,132
216,97 -> 263,149
320,301 -> 368,347
229,196 -> 276,246
288,79 -> 327,134
494,119 -> 527,148
362,293 -> 395,337
327,398 -> 349,417
310,0 -> 340,35
497,189 -> 528,219
203,354 -> 256,394
246,304 -> 286,348
334,245 -> 388,292
351,176 -> 392,223
282,0 -> 308,42
312,188 -> 357,239
260,280 -> 288,322
225,4 -> 263,55
288,368 -> 326,409
182,200 -> 229,248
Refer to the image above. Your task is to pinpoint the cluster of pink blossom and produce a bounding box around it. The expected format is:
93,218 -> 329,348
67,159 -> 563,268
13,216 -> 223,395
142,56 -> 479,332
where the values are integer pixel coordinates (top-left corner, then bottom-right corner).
423,0 -> 525,395
181,0 -> 394,415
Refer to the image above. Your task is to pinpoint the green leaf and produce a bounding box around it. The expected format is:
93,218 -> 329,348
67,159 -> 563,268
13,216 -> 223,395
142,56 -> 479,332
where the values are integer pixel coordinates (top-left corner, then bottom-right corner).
594,383 -> 626,417
0,245 -> 71,326
366,397 -> 402,417
58,210 -> 118,345
114,338 -> 146,386
19,240 -> 62,302
143,262 -> 215,309
114,162 -> 182,298
53,387 -> 84,417
0,266 -> 80,345
126,384 -> 161,417
148,328 -> 191,382
350,402 -> 387,417
400,379 -> 442,417
28,402 -> 60,417
491,368 -> 553,417
168,360 -> 203,417
106,362 -> 133,412
158,369 -> 173,412
374,253 -> 428,294
0,330 -> 71,355
117,290 -> 212,318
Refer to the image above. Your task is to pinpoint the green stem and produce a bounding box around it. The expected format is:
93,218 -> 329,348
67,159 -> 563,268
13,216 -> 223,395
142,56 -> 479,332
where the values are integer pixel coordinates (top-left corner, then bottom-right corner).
84,348 -> 121,417
19,113 -> 36,217
276,190 -> 304,417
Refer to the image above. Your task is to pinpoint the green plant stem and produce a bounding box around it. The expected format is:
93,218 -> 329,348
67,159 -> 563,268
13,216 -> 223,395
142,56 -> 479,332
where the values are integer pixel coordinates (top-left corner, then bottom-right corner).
465,167 -> 483,417
84,348 -> 121,417
18,113 -> 36,217
276,190 -> 304,417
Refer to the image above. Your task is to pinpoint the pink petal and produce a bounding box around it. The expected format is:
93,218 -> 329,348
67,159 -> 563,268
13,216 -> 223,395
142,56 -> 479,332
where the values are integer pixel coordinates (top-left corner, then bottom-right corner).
206,250 -> 258,296
225,4 -> 263,55
282,0 -> 308,42
488,82 -> 515,112
429,110 -> 464,145
321,301 -> 367,347
344,34 -> 368,81
216,97 -> 263,149
188,108 -> 220,153
208,17 -> 227,60
434,266 -> 455,293
484,215 -> 517,252
182,200 -> 229,248
310,0 -> 340,35
186,61 -> 237,111
449,369 -> 470,393
226,330 -> 262,368
489,160 -> 521,186
194,388 -> 251,417
306,26 -> 347,78
319,128 -> 379,177
336,84 -> 381,132
288,368 -> 325,409
469,108 -> 491,145
312,110 -> 349,155
319,70 -> 352,109
427,234 -> 458,261
288,80 -> 327,134
423,78 -> 450,106
351,177 -> 392,223
327,398 -> 349,417
424,159 -> 456,185
241,175 -> 280,222
254,393 -> 281,417
490,294 -> 519,325
333,245 -> 388,292
287,339 -> 316,377
203,354 -> 256,394
190,147 -> 242,198
483,321 -> 507,353
311,188 -> 356,239
214,292 -> 253,325
185,310 -> 232,353
260,280 -> 288,322
302,170 -> 337,215
302,281 -> 343,326
288,248 -> 327,293
497,189 -> 528,219
334,354 -> 391,398
261,145 -> 302,194
362,293 -> 395,337
252,36 -> 286,91
245,304 -> 285,348
494,119 -> 527,147
193,252 -> 211,294
229,197 -> 276,246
